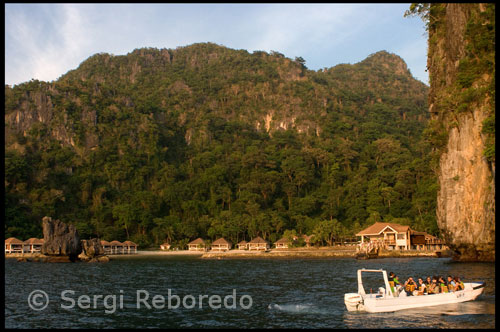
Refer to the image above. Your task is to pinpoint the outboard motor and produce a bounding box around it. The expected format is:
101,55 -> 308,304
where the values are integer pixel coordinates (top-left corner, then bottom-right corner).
344,293 -> 364,311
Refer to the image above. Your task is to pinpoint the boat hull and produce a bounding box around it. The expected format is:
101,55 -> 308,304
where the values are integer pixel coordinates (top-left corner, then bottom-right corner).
345,282 -> 484,313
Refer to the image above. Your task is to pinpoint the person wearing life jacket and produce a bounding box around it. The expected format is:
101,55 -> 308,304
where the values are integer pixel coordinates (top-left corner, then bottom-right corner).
438,276 -> 448,293
454,276 -> 465,291
416,278 -> 427,295
427,277 -> 439,294
447,275 -> 456,292
404,277 -> 417,295
388,272 -> 401,294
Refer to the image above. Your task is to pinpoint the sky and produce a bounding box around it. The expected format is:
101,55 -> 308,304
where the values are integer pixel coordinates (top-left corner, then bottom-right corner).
5,3 -> 429,87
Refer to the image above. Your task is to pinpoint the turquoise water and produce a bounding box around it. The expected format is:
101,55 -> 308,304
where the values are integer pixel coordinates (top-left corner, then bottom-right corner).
4,256 -> 495,328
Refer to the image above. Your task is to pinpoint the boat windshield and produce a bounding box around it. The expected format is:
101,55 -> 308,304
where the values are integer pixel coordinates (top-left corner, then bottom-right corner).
358,269 -> 391,296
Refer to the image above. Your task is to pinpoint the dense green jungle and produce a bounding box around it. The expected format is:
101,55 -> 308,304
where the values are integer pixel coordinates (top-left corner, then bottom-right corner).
5,42 -> 439,248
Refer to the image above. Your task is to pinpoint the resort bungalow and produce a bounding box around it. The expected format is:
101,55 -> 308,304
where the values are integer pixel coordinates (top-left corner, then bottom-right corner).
5,237 -> 25,254
274,237 -> 291,249
100,240 -> 112,254
188,238 -> 206,251
23,238 -> 44,253
356,222 -> 411,250
160,242 -> 171,250
248,236 -> 270,251
123,240 -> 138,254
424,233 -> 448,251
236,240 -> 248,250
110,240 -> 124,254
211,238 -> 232,251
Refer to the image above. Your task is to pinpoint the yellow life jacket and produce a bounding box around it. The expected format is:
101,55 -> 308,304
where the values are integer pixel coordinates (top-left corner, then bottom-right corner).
441,284 -> 448,293
405,284 -> 415,292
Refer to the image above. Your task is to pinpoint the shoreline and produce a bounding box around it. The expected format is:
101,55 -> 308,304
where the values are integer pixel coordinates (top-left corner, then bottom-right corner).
5,248 -> 452,260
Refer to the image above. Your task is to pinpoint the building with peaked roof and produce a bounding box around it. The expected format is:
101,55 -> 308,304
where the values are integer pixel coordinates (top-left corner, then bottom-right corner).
356,222 -> 412,250
188,238 -> 206,251
110,240 -> 124,254
23,238 -> 44,253
100,240 -> 112,254
356,222 -> 447,251
248,236 -> 270,251
160,242 -> 171,250
274,237 -> 291,249
5,237 -> 25,254
122,240 -> 138,254
211,238 -> 232,251
237,240 -> 248,250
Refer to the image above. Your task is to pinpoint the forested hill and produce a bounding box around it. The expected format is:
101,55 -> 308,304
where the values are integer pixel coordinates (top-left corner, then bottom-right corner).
5,42 -> 436,248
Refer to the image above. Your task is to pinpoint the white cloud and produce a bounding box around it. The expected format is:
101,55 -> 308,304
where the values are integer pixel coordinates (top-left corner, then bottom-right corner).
5,4 -> 93,85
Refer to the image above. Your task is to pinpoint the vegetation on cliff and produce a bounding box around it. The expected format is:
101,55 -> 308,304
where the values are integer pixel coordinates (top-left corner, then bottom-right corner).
5,42 -> 436,248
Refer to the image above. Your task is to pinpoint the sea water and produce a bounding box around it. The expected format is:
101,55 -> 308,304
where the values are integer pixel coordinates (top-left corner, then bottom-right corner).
4,256 -> 495,328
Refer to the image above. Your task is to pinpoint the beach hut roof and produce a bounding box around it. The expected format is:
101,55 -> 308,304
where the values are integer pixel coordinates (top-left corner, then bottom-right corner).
5,237 -> 24,245
110,240 -> 124,246
237,240 -> 247,245
188,238 -> 205,245
24,238 -> 44,244
100,240 -> 111,246
355,222 -> 410,236
123,240 -> 137,246
248,236 -> 268,244
212,238 -> 231,245
274,237 -> 290,244
160,242 -> 171,246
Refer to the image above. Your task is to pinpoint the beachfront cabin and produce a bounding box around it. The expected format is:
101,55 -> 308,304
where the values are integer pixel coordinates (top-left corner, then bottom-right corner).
424,233 -> 448,251
237,240 -> 248,250
160,242 -> 171,250
5,237 -> 25,254
100,240 -> 112,254
123,240 -> 138,254
187,238 -> 206,251
211,238 -> 232,251
110,240 -> 124,254
23,238 -> 44,253
274,237 -> 291,249
356,222 -> 411,250
248,236 -> 270,251
410,230 -> 427,250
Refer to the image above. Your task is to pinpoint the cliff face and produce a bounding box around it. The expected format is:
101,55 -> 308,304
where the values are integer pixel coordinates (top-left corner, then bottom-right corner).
427,3 -> 495,261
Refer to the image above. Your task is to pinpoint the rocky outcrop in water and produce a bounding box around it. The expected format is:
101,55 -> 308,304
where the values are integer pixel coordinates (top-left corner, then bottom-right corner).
79,238 -> 109,262
41,216 -> 82,261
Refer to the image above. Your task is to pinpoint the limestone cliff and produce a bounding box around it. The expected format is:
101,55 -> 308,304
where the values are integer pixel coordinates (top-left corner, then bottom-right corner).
427,3 -> 495,261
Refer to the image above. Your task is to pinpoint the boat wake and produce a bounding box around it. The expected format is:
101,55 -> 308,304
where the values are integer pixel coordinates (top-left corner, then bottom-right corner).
267,303 -> 330,315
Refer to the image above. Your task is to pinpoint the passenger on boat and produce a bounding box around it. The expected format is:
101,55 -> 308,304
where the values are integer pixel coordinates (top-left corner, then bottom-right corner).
425,276 -> 432,288
447,276 -> 456,292
403,277 -> 417,295
438,276 -> 449,293
454,276 -> 465,291
388,272 -> 400,294
427,277 -> 439,294
416,278 -> 427,295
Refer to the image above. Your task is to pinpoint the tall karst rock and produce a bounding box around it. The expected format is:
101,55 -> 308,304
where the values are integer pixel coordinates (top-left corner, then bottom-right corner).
427,3 -> 495,261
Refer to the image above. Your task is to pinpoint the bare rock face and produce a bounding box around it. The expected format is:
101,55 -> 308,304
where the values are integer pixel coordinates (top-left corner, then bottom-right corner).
436,108 -> 495,261
41,216 -> 82,261
428,4 -> 495,262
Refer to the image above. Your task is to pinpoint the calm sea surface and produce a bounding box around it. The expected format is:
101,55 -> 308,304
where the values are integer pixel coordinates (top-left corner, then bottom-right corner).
4,255 -> 495,329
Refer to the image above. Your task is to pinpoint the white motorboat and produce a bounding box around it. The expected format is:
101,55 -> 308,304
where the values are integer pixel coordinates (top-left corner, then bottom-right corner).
344,268 -> 485,313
